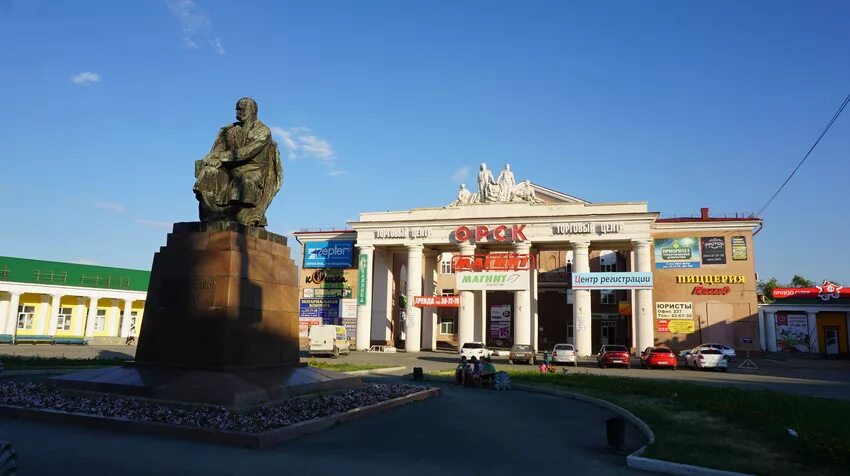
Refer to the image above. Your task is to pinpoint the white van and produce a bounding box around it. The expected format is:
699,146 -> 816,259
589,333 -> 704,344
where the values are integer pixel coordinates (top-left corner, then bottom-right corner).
308,325 -> 351,358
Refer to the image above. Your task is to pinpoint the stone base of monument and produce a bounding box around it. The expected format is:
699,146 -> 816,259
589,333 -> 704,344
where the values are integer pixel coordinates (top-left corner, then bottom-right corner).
51,221 -> 360,408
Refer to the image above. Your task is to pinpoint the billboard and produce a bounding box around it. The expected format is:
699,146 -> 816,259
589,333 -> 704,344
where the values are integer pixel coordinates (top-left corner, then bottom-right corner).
299,298 -> 340,319
655,302 -> 693,320
303,241 -> 354,268
654,238 -> 701,269
490,304 -> 512,340
700,237 -> 726,265
571,272 -> 653,290
775,313 -> 810,352
456,270 -> 529,290
731,236 -> 747,261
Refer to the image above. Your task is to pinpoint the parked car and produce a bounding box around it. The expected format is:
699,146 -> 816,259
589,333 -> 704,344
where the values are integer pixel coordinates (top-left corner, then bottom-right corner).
685,348 -> 729,371
552,343 -> 578,366
509,344 -> 535,365
640,346 -> 677,370
460,342 -> 492,360
596,345 -> 631,369
680,343 -> 736,360
308,325 -> 351,358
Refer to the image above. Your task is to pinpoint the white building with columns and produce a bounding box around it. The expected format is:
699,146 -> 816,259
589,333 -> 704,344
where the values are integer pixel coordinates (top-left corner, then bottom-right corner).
0,256 -> 148,345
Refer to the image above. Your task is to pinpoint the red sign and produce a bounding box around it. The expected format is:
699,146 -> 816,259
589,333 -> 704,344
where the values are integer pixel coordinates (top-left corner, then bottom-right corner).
452,253 -> 536,272
413,296 -> 460,307
773,281 -> 847,301
454,224 -> 527,243
692,285 -> 731,295
657,320 -> 670,333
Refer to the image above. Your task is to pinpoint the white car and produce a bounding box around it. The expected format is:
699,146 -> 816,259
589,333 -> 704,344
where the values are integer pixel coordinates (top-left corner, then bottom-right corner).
685,348 -> 728,372
552,343 -> 578,366
682,343 -> 736,360
459,342 -> 492,360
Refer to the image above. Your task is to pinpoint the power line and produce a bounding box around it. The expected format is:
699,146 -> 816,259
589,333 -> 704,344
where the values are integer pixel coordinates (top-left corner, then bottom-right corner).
755,90 -> 850,217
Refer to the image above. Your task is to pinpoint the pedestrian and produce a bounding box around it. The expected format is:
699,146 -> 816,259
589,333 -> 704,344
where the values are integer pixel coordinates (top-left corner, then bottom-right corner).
455,355 -> 468,386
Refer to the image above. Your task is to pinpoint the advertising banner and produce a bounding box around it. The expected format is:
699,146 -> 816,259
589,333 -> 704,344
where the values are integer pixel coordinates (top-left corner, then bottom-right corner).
357,253 -> 368,305
668,320 -> 695,333
303,241 -> 355,268
456,270 -> 529,291
303,287 -> 353,299
340,298 -> 357,319
700,237 -> 727,265
341,317 -> 357,337
775,313 -> 810,352
772,281 -> 847,301
299,317 -> 321,338
413,295 -> 461,307
299,298 -> 340,319
731,236 -> 747,261
490,304 -> 512,340
657,320 -> 670,333
654,238 -> 701,269
571,272 -> 653,290
655,302 -> 693,320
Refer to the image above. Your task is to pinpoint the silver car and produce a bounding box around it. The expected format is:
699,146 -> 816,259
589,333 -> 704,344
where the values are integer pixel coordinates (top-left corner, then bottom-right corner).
552,343 -> 578,366
686,348 -> 729,372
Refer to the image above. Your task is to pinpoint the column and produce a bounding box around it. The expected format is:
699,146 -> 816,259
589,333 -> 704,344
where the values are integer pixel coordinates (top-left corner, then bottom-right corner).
806,311 -> 819,353
37,294 -> 50,335
4,293 -> 21,335
47,294 -> 62,336
764,311 -> 777,352
355,245 -> 375,350
0,293 -> 10,335
421,250 -> 438,351
572,240 -> 592,356
457,243 -> 476,349
629,250 -> 637,350
84,296 -> 100,337
634,239 -> 654,352
120,299 -> 134,338
74,297 -> 87,336
404,244 -> 423,352
514,242 -> 532,346
757,308 -> 767,352
108,299 -> 121,336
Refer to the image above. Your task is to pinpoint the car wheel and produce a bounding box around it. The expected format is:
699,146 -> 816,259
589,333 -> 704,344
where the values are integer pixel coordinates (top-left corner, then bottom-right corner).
332,347 -> 340,359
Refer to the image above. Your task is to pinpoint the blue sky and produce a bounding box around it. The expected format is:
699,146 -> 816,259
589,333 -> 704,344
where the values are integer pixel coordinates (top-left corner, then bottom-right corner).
1,0 -> 848,284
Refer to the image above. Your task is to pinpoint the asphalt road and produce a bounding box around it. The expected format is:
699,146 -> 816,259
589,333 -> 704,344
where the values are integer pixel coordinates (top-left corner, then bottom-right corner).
0,379 -> 643,476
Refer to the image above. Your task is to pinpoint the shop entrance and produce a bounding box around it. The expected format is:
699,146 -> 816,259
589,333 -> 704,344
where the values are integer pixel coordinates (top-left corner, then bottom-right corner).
825,327 -> 840,355
538,288 -> 569,351
600,321 -> 616,346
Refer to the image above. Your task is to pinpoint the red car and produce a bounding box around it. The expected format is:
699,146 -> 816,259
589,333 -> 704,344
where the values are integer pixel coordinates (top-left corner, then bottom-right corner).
596,345 -> 631,369
640,346 -> 677,370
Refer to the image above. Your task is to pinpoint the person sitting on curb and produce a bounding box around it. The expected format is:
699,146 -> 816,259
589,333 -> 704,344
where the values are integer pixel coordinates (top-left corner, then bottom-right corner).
483,357 -> 496,376
468,356 -> 480,386
455,355 -> 469,386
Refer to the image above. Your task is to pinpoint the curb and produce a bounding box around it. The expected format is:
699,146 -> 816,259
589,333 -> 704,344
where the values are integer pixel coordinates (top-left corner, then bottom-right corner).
425,375 -> 750,476
343,366 -> 406,376
0,387 -> 441,448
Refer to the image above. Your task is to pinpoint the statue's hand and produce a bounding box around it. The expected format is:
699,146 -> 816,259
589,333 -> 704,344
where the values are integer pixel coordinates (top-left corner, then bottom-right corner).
203,153 -> 222,168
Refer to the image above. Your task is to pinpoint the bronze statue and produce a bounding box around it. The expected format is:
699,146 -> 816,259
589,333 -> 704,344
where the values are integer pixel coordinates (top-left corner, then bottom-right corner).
193,97 -> 282,227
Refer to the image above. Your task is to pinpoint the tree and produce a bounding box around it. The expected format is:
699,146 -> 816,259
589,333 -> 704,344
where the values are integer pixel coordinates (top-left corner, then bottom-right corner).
790,275 -> 815,288
757,277 -> 780,303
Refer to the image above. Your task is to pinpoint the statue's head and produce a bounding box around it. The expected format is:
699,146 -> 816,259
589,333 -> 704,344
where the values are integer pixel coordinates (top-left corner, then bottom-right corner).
480,162 -> 487,170
460,184 -> 466,190
505,163 -> 511,170
235,97 -> 258,123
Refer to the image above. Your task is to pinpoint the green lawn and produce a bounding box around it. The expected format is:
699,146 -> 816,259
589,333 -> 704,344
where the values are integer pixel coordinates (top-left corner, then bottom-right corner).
435,369 -> 850,475
305,360 -> 393,372
1,355 -> 128,369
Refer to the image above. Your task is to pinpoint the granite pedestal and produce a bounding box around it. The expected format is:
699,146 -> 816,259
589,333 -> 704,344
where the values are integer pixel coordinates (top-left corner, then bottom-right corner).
52,222 -> 360,407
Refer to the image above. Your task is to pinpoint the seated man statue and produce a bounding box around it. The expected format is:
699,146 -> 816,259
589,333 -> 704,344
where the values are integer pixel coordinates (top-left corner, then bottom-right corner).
193,97 -> 282,227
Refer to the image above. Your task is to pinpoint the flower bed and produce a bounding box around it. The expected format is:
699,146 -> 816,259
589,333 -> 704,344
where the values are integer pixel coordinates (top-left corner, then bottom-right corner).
0,382 -> 430,433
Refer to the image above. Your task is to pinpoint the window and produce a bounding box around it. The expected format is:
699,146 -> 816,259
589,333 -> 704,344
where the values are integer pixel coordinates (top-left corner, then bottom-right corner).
94,309 -> 107,332
56,307 -> 73,331
601,263 -> 617,273
129,311 -> 139,335
440,259 -> 454,274
17,305 -> 35,330
600,290 -> 615,304
439,318 -> 456,335
566,261 -> 572,273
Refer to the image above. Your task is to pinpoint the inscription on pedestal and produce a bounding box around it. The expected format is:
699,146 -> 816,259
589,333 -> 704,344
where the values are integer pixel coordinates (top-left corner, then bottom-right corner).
161,277 -> 217,309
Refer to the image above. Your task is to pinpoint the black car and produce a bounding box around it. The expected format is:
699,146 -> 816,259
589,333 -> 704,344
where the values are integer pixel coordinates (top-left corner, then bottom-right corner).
509,344 -> 535,365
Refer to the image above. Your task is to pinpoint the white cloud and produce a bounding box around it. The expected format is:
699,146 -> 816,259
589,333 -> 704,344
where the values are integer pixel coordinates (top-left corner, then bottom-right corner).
270,126 -> 336,162
71,72 -> 101,85
328,170 -> 348,177
93,201 -> 125,213
136,219 -> 172,229
71,259 -> 102,266
451,166 -> 470,183
167,0 -> 225,55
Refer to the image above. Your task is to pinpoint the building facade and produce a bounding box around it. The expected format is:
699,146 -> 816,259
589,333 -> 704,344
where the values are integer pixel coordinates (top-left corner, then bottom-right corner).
759,282 -> 850,355
0,257 -> 149,345
296,165 -> 762,356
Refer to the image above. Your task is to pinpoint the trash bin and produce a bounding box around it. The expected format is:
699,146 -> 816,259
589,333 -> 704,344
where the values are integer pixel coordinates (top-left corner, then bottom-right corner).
413,367 -> 424,381
606,417 -> 625,449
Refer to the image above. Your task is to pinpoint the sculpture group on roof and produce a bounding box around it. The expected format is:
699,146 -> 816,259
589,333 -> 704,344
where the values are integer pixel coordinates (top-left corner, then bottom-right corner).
450,163 -> 544,206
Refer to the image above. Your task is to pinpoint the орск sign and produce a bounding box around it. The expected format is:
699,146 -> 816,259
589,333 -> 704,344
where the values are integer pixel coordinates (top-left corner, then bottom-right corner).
454,224 -> 527,243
